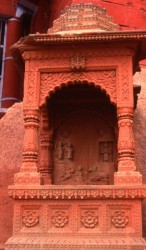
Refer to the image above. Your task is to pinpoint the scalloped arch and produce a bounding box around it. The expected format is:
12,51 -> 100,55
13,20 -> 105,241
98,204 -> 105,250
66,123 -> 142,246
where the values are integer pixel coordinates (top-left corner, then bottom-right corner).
40,71 -> 117,107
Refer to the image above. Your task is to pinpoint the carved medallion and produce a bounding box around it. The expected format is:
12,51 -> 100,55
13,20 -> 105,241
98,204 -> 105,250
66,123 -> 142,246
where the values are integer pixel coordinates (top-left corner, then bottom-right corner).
111,210 -> 129,228
22,210 -> 39,227
81,210 -> 98,228
52,210 -> 68,228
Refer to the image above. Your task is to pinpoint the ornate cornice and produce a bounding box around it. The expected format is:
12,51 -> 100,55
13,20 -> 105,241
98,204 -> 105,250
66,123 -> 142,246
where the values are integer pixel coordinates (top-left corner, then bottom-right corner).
12,30 -> 146,47
8,185 -> 146,200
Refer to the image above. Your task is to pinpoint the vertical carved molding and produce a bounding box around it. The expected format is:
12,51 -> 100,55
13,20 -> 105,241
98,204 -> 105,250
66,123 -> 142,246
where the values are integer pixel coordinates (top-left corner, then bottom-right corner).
22,109 -> 40,172
40,106 -> 53,184
14,109 -> 41,184
114,107 -> 142,185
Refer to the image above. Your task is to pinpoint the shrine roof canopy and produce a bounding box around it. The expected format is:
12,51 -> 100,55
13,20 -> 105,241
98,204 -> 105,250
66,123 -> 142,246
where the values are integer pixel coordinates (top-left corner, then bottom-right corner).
11,3 -> 146,65
47,2 -> 119,35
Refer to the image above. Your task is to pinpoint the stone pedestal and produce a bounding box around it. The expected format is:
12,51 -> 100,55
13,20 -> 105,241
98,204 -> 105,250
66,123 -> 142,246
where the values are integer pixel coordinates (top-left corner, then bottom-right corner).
5,185 -> 146,250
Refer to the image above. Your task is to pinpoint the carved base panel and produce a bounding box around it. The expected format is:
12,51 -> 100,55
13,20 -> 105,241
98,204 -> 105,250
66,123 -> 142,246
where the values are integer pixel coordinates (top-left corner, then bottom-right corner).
5,189 -> 146,249
5,236 -> 146,250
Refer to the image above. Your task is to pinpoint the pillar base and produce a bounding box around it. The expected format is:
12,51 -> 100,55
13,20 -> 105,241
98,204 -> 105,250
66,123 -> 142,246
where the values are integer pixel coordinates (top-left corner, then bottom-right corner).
14,172 -> 41,185
114,171 -> 142,185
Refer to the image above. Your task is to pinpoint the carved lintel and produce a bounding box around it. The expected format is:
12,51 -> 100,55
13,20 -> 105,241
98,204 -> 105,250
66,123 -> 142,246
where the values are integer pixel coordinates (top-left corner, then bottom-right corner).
40,71 -> 116,106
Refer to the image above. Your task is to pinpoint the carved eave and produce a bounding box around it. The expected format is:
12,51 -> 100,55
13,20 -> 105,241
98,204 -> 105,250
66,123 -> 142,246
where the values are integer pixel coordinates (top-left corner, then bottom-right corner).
11,30 -> 146,74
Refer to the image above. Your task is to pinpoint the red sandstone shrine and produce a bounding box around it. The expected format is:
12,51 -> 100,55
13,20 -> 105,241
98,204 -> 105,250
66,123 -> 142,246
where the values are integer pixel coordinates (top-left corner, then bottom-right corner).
1,1 -> 146,250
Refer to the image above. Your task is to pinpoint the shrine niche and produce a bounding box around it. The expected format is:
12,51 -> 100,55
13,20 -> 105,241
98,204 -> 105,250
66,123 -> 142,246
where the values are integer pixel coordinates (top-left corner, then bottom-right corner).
6,3 -> 146,250
51,84 -> 117,185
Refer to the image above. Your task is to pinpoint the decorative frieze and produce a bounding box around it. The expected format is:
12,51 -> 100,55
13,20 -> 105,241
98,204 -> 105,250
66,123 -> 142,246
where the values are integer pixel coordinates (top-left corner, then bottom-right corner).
8,186 -> 146,200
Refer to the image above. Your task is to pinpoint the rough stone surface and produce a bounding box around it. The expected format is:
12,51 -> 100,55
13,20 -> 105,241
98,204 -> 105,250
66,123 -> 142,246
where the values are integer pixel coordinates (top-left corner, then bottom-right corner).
134,68 -> 146,238
134,68 -> 146,182
0,103 -> 24,247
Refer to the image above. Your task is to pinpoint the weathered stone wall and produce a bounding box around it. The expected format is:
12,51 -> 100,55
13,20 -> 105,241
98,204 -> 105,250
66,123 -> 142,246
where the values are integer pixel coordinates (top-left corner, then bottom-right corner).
134,68 -> 146,183
134,68 -> 146,237
0,103 -> 24,248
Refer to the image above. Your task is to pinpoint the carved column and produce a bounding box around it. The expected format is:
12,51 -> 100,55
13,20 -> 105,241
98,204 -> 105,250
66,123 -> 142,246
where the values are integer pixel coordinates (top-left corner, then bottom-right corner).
14,109 -> 41,184
114,107 -> 142,185
40,106 -> 53,184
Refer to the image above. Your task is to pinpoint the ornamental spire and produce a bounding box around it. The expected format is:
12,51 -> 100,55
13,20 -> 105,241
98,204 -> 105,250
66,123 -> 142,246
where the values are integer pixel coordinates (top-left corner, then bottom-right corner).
47,2 -> 118,35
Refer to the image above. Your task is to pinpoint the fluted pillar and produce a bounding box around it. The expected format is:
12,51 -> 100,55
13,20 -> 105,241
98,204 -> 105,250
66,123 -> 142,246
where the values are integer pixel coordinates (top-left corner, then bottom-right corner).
14,109 -> 41,185
40,106 -> 53,184
114,107 -> 142,185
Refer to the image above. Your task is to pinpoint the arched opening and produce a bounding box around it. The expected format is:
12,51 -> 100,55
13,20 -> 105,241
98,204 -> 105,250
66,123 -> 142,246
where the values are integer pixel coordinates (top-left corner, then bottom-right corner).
46,83 -> 118,185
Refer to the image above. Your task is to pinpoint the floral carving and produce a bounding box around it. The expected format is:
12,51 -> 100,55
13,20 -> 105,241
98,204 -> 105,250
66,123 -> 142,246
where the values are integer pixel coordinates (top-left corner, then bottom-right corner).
40,71 -> 116,106
71,56 -> 86,70
22,210 -> 39,227
24,72 -> 38,108
52,210 -> 68,228
81,210 -> 98,228
111,210 -> 129,228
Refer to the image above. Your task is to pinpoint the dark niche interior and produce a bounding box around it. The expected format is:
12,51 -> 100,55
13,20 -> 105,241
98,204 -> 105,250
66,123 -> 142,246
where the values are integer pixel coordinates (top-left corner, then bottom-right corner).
47,83 -> 118,185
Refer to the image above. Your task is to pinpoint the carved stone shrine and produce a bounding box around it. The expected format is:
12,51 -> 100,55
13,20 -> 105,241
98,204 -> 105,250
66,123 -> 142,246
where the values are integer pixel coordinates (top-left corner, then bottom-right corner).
5,3 -> 146,249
